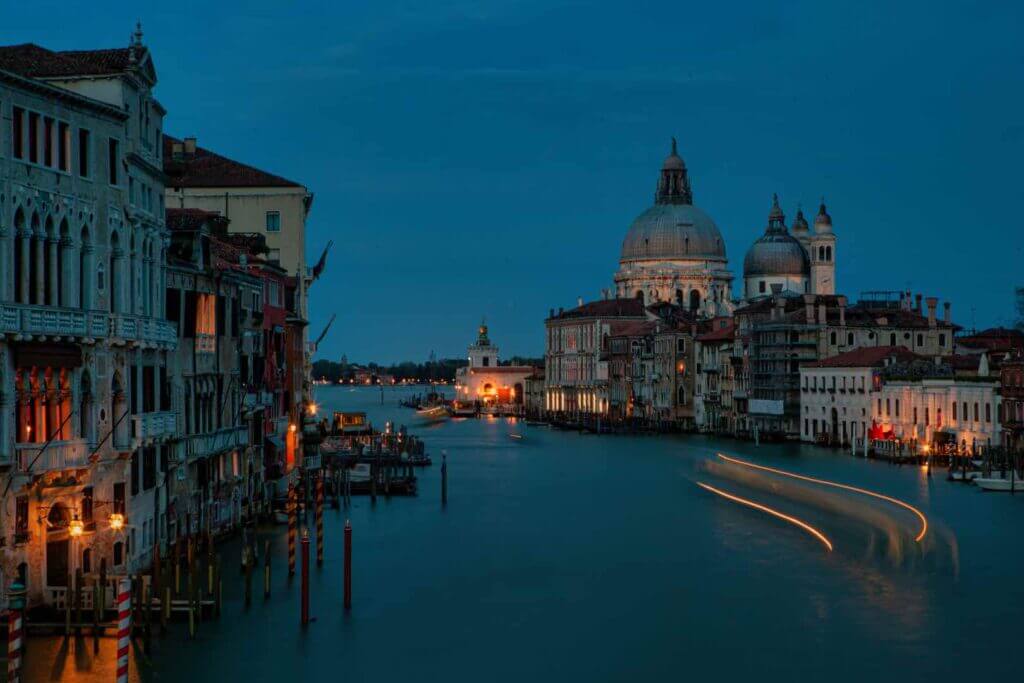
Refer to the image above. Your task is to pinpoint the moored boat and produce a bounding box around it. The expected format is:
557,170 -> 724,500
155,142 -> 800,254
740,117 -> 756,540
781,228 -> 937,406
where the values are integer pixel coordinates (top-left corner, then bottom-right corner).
416,404 -> 450,422
975,475 -> 1022,492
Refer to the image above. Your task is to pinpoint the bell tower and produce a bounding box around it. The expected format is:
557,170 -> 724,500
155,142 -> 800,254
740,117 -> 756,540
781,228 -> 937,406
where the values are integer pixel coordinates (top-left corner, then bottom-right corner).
809,201 -> 836,295
467,319 -> 499,368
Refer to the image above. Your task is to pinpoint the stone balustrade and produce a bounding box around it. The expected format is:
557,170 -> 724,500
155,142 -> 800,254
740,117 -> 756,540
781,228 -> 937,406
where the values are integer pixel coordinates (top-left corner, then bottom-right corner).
16,438 -> 91,473
0,303 -> 177,346
174,425 -> 248,462
132,411 -> 178,443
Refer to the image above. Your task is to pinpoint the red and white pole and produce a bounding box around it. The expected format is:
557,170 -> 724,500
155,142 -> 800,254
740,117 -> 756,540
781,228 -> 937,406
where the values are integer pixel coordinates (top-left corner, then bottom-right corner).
116,578 -> 132,683
7,609 -> 22,683
300,528 -> 310,626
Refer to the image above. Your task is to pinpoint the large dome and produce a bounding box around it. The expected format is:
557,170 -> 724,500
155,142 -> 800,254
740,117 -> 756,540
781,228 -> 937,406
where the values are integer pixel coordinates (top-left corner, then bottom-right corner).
620,203 -> 727,262
743,232 -> 809,277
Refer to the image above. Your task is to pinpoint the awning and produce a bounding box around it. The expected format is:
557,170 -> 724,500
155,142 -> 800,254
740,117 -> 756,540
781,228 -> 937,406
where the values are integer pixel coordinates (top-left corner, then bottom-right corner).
265,434 -> 286,451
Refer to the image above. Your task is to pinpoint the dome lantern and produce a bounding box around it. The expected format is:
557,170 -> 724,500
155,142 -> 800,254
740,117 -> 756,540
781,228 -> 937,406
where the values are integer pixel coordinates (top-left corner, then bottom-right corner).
655,137 -> 693,205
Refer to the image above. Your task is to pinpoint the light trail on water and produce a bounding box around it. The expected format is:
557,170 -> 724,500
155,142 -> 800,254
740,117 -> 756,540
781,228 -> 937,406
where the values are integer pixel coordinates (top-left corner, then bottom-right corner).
696,481 -> 834,552
716,453 -> 928,543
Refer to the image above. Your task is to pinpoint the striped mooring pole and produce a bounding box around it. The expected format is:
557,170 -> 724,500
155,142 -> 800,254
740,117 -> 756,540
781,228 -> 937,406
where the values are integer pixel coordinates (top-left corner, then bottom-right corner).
316,477 -> 324,567
7,594 -> 23,683
116,578 -> 132,683
300,528 -> 310,626
288,482 -> 297,576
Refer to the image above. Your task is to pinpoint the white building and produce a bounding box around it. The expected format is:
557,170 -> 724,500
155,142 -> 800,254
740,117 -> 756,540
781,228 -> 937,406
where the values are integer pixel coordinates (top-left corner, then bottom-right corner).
454,321 -> 534,407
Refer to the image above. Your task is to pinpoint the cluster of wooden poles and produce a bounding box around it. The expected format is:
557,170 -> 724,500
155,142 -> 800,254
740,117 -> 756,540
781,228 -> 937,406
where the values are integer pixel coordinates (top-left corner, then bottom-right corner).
4,455 -> 451,682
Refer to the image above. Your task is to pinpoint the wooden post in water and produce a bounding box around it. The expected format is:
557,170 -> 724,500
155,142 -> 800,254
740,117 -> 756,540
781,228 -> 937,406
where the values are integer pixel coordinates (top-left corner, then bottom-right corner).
441,453 -> 448,506
92,580 -> 100,654
207,533 -> 216,596
244,547 -> 253,608
300,528 -> 310,626
343,519 -> 352,610
173,539 -> 181,596
99,558 -> 108,623
288,483 -> 297,577
316,477 -> 324,567
162,586 -> 170,631
143,578 -> 152,655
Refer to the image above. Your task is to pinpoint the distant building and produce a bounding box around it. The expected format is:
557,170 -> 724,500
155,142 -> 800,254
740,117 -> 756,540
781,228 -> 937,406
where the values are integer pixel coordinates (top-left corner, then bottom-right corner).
1000,350 -> 1024,452
455,322 -> 533,407
694,320 -> 740,434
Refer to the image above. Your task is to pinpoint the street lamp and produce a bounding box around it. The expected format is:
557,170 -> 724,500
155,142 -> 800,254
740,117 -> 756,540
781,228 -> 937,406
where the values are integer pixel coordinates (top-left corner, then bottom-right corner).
69,512 -> 84,538
109,512 -> 125,531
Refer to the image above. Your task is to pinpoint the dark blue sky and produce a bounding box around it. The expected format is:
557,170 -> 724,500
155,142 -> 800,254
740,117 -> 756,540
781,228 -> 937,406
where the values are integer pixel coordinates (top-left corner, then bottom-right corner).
9,1 -> 1023,363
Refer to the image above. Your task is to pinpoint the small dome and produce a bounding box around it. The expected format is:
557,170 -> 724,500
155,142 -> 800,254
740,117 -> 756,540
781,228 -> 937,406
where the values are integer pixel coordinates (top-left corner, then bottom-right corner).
815,201 -> 832,233
743,233 -> 810,277
621,203 -> 726,262
791,207 -> 809,234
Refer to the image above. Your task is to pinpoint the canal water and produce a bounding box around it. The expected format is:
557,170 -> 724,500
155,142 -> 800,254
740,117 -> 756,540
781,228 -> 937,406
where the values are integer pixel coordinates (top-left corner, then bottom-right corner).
23,385 -> 1024,682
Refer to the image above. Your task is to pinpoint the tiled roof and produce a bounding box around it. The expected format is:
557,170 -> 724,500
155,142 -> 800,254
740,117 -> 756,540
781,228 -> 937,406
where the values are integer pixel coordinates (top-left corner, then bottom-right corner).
0,43 -> 138,78
956,327 -> 1024,352
612,320 -> 657,337
549,298 -> 646,321
697,322 -> 735,342
165,207 -> 223,231
805,346 -> 918,368
163,135 -> 302,188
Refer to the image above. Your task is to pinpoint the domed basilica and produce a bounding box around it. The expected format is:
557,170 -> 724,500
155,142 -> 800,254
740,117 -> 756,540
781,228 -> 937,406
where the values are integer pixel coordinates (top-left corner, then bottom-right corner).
614,139 -> 733,316
613,140 -> 837,315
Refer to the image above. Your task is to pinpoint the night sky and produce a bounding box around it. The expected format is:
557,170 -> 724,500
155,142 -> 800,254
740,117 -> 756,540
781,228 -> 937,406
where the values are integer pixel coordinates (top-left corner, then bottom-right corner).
7,1 -> 1023,363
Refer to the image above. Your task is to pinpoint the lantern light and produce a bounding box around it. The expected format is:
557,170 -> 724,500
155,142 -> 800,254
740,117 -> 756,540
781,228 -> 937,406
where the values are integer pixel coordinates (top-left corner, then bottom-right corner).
69,513 -> 84,537
109,512 -> 125,531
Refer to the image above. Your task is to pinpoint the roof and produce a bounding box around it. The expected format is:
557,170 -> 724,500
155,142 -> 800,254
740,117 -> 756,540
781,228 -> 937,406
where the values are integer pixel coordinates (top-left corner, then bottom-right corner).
0,43 -> 141,78
804,346 -> 918,369
612,320 -> 657,338
956,327 -> 1024,353
165,207 -> 224,231
548,298 -> 646,321
697,322 -> 735,342
163,135 -> 303,189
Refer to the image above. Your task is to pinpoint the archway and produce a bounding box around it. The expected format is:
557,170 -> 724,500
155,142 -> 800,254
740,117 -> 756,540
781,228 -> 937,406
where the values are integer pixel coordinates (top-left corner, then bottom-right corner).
46,502 -> 71,587
14,208 -> 25,302
689,289 -> 701,312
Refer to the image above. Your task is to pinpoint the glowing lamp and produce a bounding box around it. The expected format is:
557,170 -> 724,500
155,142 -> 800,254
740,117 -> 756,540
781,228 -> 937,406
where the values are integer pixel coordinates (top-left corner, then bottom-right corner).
69,514 -> 84,537
109,513 -> 125,531
307,402 -> 318,416
289,424 -> 297,433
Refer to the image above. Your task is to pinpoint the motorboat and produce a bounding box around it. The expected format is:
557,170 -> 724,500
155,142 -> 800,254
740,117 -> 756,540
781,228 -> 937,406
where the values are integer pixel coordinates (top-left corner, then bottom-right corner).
949,470 -> 982,481
509,433 -> 524,441
416,404 -> 449,422
975,475 -> 1022,492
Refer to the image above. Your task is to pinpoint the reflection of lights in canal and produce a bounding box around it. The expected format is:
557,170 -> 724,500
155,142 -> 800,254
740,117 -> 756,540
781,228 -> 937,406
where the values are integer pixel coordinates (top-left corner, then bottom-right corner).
717,453 -> 928,543
696,481 -> 834,552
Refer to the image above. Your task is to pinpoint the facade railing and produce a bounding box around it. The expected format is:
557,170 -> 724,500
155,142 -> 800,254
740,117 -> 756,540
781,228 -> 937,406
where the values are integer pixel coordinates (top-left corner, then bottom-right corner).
0,304 -> 177,346
174,425 -> 248,462
16,438 -> 90,473
131,411 -> 178,442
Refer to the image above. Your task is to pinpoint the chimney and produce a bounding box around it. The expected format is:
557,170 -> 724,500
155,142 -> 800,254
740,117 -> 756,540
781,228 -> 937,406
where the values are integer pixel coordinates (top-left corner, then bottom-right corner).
549,308 -> 554,319
838,295 -> 847,327
558,307 -> 564,316
943,301 -> 951,324
171,141 -> 184,161
183,136 -> 197,158
804,294 -> 815,323
577,296 -> 584,307
817,301 -> 827,326
925,297 -> 937,327
915,293 -> 922,314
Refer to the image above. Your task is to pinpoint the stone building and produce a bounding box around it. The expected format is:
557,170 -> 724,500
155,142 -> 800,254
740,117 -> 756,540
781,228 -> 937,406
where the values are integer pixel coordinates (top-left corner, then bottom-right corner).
694,320 -> 740,434
545,298 -> 646,417
454,321 -> 534,408
1000,350 -> 1024,452
0,31 -> 176,604
613,140 -> 733,317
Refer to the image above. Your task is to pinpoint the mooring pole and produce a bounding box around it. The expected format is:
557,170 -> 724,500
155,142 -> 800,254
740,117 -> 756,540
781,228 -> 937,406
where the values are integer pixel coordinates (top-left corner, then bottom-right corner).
300,528 -> 310,626
441,453 -> 448,506
288,483 -> 297,577
343,520 -> 352,610
316,477 -> 325,567
264,540 -> 272,599
116,578 -> 132,683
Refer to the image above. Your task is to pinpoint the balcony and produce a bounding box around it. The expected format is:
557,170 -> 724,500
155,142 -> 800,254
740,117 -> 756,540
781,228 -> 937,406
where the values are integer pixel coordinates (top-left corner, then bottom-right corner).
174,425 -> 248,462
0,304 -> 176,346
132,411 -> 178,443
244,391 -> 275,410
16,439 -> 90,473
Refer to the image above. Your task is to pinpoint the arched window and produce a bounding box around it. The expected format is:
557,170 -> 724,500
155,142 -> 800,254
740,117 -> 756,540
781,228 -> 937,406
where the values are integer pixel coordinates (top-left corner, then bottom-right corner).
825,246 -> 832,261
675,289 -> 683,306
80,226 -> 91,310
818,246 -> 825,261
30,212 -> 41,304
635,290 -> 644,302
82,548 -> 92,574
847,332 -> 854,346
58,219 -> 70,307
13,208 -> 26,303
80,369 -> 92,443
109,230 -> 119,313
44,216 -> 55,305
689,289 -> 701,312
889,333 -> 896,345
830,331 -> 837,345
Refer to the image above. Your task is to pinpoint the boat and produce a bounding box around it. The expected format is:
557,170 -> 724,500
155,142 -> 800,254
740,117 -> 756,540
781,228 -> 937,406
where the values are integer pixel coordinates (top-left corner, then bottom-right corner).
949,470 -> 982,482
509,433 -> 524,441
332,411 -> 372,434
416,404 -> 450,422
524,419 -> 547,426
975,475 -> 1022,492
451,400 -> 477,417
